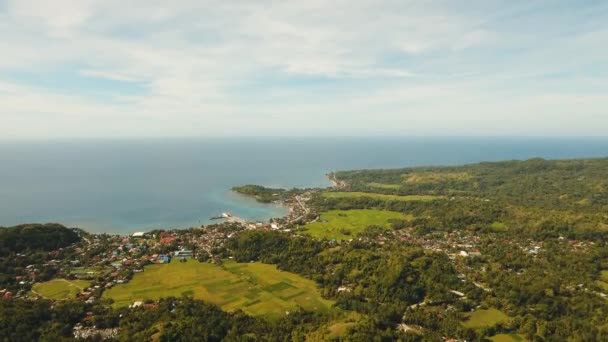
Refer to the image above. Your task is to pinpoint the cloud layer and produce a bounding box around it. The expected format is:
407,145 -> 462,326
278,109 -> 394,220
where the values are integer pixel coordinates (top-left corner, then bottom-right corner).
1,0 -> 607,138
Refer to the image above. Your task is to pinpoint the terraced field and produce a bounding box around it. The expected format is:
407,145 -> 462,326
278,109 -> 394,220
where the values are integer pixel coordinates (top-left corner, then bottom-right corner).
103,259 -> 333,318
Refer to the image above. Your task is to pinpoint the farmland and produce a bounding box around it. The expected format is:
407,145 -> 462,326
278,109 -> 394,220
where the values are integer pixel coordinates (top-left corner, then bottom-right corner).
490,334 -> 527,342
463,308 -> 511,329
103,259 -> 333,318
322,191 -> 441,202
32,279 -> 90,300
301,209 -> 412,240
367,182 -> 401,189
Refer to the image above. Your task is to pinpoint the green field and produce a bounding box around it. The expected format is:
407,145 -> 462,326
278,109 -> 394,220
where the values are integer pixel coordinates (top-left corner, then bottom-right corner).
323,191 -> 440,202
32,279 -> 90,300
595,270 -> 608,291
367,182 -> 401,189
306,311 -> 361,341
596,280 -> 608,291
302,209 -> 412,240
103,260 -> 333,318
403,171 -> 473,184
490,221 -> 508,231
463,308 -> 510,329
490,334 -> 526,342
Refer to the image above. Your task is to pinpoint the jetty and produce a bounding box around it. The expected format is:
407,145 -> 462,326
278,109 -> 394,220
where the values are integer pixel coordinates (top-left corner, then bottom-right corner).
210,212 -> 232,220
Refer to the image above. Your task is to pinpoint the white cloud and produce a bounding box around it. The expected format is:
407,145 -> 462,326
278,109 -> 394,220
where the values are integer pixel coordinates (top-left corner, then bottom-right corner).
0,0 -> 606,138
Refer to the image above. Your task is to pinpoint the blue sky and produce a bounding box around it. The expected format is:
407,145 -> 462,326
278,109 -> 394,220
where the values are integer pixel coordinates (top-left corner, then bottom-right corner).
0,0 -> 606,138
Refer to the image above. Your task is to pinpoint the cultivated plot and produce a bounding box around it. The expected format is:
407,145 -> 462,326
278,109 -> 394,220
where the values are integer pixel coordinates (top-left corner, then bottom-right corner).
103,260 -> 333,318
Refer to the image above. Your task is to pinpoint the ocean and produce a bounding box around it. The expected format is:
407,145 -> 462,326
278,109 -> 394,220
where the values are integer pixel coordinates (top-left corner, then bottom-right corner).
0,137 -> 607,234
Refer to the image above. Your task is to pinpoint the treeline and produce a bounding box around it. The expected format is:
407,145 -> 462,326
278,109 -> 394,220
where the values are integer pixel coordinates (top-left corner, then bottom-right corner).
232,184 -> 310,203
0,298 -> 87,342
0,296 -> 404,341
312,192 -> 608,241
333,158 -> 608,211
0,223 -> 81,257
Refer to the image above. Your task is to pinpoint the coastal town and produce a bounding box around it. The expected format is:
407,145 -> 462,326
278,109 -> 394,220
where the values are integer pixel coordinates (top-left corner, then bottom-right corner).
5,188 -> 596,306
3,189 -> 315,303
1,165 -> 605,341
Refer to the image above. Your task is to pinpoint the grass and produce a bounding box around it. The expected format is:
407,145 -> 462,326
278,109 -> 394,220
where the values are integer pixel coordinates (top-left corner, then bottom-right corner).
403,171 -> 472,184
32,279 -> 90,300
595,271 -> 608,291
103,259 -> 333,318
322,192 -> 441,202
463,308 -> 510,329
367,182 -> 401,189
306,311 -> 361,341
490,334 -> 526,342
301,209 -> 412,240
490,221 -> 508,231
596,280 -> 608,291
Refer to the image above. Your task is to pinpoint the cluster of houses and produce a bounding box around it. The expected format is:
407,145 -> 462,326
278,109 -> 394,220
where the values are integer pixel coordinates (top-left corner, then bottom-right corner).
73,323 -> 118,340
0,289 -> 13,299
394,228 -> 483,257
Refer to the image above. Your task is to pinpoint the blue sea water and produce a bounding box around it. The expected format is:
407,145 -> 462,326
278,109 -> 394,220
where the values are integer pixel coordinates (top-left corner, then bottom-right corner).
0,137 -> 607,234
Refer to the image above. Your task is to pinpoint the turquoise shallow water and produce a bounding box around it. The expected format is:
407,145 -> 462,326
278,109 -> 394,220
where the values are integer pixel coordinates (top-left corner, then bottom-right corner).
0,137 -> 607,234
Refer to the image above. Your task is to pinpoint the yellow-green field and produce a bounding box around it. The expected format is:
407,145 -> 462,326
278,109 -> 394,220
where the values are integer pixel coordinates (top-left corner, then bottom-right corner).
367,182 -> 401,189
322,192 -> 441,202
490,334 -> 527,342
103,260 -> 333,318
32,279 -> 90,300
301,209 -> 412,240
306,311 -> 361,341
490,221 -> 508,231
463,308 -> 510,329
403,171 -> 472,184
596,270 -> 608,291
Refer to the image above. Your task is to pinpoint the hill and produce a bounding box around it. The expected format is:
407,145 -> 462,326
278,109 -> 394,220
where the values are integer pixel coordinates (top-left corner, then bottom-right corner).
0,223 -> 81,256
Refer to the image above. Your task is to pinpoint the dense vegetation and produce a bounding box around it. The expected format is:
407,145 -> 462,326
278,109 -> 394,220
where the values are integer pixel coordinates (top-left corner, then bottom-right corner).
0,223 -> 81,256
331,158 -> 608,211
312,158 -> 608,339
0,296 -> 335,342
231,185 -> 288,203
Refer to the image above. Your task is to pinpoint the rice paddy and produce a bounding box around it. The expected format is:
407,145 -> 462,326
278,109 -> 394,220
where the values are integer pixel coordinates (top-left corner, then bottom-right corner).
103,259 -> 333,318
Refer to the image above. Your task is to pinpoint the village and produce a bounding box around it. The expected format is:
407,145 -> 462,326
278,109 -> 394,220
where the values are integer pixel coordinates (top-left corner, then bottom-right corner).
1,186 -> 602,342
2,186 -> 596,306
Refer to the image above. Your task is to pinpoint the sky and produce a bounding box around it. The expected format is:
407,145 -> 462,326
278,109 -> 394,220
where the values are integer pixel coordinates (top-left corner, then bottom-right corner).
0,0 -> 607,138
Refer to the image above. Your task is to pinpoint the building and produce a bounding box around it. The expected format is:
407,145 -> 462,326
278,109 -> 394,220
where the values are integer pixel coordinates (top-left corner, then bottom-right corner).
132,232 -> 145,238
158,255 -> 170,263
174,249 -> 193,258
